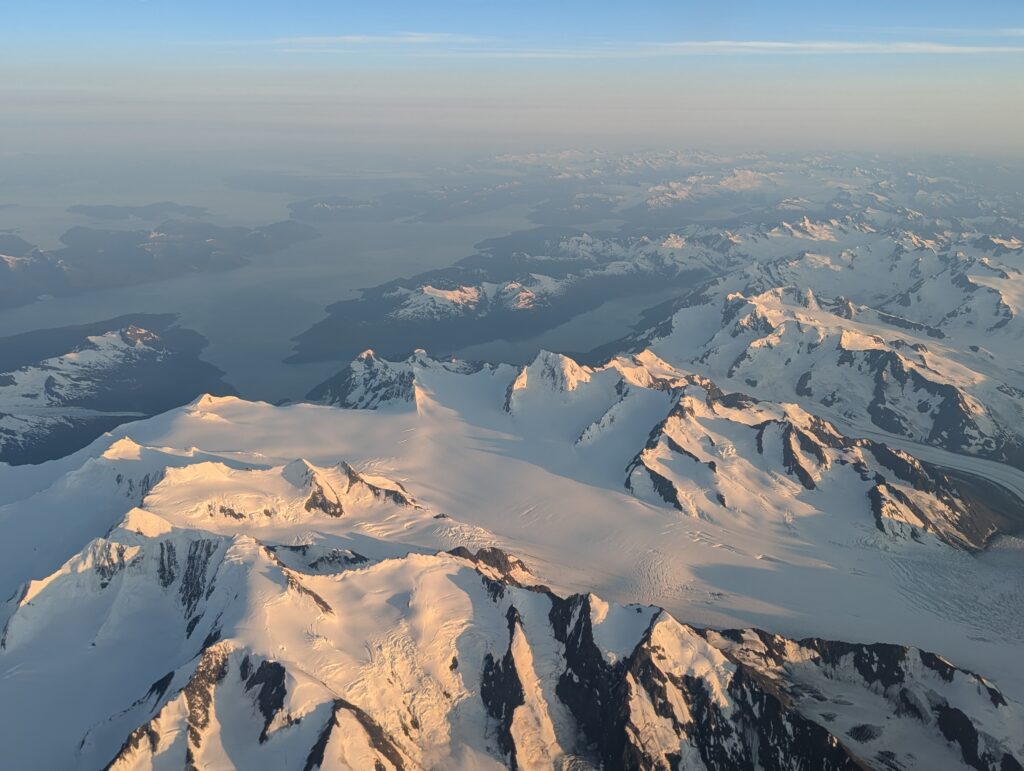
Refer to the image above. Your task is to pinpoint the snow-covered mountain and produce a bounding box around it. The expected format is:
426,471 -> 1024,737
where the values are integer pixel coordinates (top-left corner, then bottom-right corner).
2,341 -> 1022,767
290,154 -> 1024,376
0,319 -> 233,464
33,549 -> 1024,771
631,269 -> 1024,469
287,228 -> 717,364
311,347 -> 1019,552
2,153 -> 1023,768
1,423 -> 1021,769
307,349 -> 492,410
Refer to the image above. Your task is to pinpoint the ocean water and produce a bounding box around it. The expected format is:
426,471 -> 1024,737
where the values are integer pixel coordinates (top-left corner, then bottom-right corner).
0,202 -> 534,402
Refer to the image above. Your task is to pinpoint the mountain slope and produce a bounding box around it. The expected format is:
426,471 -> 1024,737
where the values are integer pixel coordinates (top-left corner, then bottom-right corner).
0,351 -> 1021,770
5,512 -> 1021,770
0,320 -> 233,464
3,152 -> 1024,767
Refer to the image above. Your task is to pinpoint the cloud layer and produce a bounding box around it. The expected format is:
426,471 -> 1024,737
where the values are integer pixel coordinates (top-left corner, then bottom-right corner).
264,31 -> 1024,58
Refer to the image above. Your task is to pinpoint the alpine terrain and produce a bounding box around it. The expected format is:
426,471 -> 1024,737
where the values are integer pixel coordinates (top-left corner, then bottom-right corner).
1,153 -> 1022,770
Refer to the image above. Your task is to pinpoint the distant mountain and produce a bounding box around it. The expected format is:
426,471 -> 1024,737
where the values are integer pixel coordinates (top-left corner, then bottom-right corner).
0,317 -> 233,464
289,155 -> 1024,375
288,227 -> 713,363
0,219 -> 317,310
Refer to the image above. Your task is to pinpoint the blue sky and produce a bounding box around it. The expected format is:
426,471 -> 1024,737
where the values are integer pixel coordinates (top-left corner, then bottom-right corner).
4,2 -> 1024,158
9,0 -> 1024,64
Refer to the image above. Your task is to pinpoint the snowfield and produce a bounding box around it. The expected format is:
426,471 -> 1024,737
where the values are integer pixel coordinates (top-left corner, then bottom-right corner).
1,347 -> 1023,768
2,151 -> 1023,769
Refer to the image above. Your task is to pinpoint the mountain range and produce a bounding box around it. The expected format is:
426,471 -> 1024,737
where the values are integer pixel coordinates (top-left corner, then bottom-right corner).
1,153 -> 1022,769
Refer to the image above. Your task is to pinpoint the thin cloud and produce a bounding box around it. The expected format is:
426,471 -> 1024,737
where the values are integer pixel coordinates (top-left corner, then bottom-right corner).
270,36 -> 1024,58
644,40 -> 1024,55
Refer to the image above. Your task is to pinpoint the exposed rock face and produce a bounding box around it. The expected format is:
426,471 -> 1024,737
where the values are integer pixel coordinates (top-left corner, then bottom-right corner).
308,348 -> 495,411
0,381 -> 1021,768
313,347 -> 1024,554
631,274 -> 1024,471
307,349 -> 417,409
625,378 -> 1022,551
82,557 -> 1023,771
5,152 -> 1024,770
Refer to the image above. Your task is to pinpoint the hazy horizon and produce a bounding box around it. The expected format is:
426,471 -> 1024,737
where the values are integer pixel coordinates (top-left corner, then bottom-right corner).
5,1 -> 1024,162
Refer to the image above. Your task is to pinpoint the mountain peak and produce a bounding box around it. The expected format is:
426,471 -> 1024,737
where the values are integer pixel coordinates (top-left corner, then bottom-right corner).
307,352 -> 416,410
280,457 -> 320,488
521,349 -> 592,392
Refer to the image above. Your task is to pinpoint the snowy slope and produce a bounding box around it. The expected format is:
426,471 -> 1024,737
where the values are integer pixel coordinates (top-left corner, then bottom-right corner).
0,324 -> 233,465
3,501 -> 1022,769
636,271 -> 1024,469
2,153 -> 1024,768
2,345 -> 1023,767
